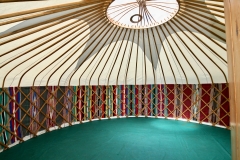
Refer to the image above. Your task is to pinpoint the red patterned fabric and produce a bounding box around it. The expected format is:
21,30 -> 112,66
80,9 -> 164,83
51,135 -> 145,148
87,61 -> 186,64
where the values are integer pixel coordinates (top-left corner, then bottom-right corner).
181,84 -> 192,119
167,84 -> 175,118
199,84 -> 212,123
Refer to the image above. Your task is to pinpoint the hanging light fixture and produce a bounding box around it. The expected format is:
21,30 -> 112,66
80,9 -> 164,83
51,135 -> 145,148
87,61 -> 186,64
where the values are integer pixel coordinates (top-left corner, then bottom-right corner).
106,0 -> 179,29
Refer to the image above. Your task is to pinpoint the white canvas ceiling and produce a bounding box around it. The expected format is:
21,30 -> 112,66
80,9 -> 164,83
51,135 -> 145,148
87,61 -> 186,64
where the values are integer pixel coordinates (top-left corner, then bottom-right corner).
0,0 -> 227,87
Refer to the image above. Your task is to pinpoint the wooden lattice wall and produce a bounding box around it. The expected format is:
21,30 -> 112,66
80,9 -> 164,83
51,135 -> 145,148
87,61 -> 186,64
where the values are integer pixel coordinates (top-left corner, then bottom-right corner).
0,83 -> 229,150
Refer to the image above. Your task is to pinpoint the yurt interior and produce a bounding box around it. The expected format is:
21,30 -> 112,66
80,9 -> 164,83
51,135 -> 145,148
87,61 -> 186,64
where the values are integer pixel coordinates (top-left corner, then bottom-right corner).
0,0 -> 239,159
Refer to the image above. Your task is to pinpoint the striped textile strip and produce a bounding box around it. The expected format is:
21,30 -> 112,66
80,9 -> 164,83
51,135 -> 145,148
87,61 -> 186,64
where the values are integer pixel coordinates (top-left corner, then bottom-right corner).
128,85 -> 131,116
113,86 -> 117,116
87,86 -> 92,120
125,85 -> 129,116
208,85 -> 216,123
15,88 -> 21,140
82,86 -> 85,121
84,86 -> 89,121
128,85 -> 133,116
91,86 -> 96,119
109,86 -> 113,117
153,85 -> 157,116
72,86 -> 77,122
117,85 -> 121,116
157,84 -> 163,117
83,87 -> 86,121
120,85 -> 125,116
174,85 -> 177,118
138,85 -> 142,116
146,85 -> 149,116
219,83 -> 230,126
106,86 -> 110,117
182,84 -> 192,120
46,86 -> 57,129
87,86 -> 91,120
83,86 -> 87,120
101,86 -> 106,118
121,85 -> 126,116
142,85 -> 146,116
191,84 -> 199,121
96,86 -> 101,118
77,86 -> 82,121
9,87 -> 22,143
209,84 -> 220,124
156,85 -> 160,116
163,85 -> 168,117
147,85 -> 151,116
0,89 -> 10,148
63,87 -> 72,123
131,85 -> 135,116
89,86 -> 92,120
9,88 -> 15,143
147,85 -> 150,116
30,87 -> 40,133
150,85 -> 154,116
197,85 -> 202,122
167,84 -> 175,118
195,84 -> 200,121
147,84 -> 154,116
135,85 -> 138,116
99,86 -> 102,118
76,87 -> 80,121
96,86 -> 100,118
149,85 -> 155,116
144,85 -> 148,116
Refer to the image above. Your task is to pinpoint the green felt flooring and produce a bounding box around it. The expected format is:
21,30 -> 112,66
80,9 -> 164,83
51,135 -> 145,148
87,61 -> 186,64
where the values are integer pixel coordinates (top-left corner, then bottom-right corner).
0,118 -> 231,160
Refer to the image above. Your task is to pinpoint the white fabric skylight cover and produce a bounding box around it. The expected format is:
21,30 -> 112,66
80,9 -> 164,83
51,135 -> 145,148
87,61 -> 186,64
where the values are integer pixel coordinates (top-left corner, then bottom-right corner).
107,0 -> 179,29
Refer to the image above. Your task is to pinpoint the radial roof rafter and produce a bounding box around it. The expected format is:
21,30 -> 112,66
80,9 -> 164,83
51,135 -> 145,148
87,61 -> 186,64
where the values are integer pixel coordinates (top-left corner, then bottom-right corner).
0,0 -> 227,87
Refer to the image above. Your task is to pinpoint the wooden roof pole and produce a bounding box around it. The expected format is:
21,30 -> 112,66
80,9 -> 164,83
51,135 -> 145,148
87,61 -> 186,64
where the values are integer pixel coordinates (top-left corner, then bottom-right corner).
224,0 -> 240,159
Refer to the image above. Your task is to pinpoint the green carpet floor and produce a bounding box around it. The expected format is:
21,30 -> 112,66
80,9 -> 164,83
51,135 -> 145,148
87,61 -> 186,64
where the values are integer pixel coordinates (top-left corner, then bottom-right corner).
0,118 -> 231,160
